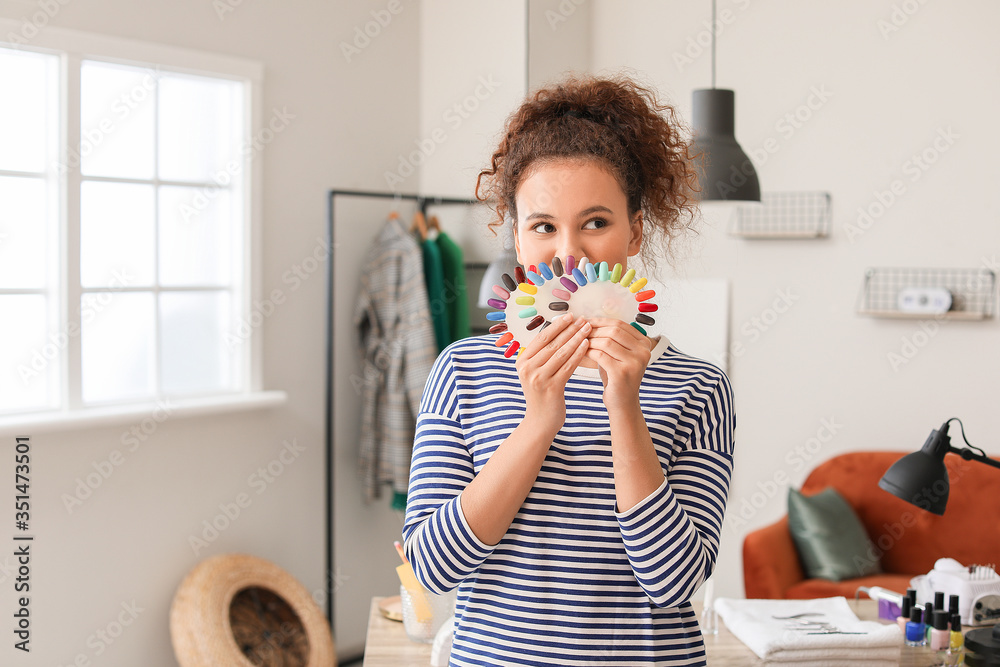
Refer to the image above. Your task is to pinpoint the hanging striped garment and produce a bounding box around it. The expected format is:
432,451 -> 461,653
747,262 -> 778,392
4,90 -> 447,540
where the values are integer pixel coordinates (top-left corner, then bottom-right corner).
403,335 -> 736,666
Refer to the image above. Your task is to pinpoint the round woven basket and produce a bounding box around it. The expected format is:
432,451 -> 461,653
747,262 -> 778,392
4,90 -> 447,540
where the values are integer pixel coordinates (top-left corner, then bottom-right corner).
170,553 -> 335,667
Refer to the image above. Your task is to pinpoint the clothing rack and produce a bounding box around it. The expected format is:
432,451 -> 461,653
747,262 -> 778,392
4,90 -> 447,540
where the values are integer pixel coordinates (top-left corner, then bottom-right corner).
324,188 -> 481,638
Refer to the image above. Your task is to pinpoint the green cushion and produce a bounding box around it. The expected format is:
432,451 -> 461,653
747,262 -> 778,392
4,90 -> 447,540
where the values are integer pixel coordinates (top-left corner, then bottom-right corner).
787,486 -> 881,581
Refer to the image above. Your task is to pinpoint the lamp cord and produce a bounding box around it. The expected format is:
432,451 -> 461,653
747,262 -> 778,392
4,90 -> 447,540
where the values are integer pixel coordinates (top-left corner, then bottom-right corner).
946,417 -> 987,459
711,0 -> 716,89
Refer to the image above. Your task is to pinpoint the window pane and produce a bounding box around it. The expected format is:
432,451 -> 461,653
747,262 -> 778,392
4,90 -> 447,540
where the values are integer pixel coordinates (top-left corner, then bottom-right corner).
158,185 -> 233,286
158,73 -> 242,183
0,176 -> 47,288
81,181 -> 154,287
0,48 -> 53,173
0,295 -> 52,413
159,291 -> 232,395
80,61 -> 155,179
81,292 -> 155,404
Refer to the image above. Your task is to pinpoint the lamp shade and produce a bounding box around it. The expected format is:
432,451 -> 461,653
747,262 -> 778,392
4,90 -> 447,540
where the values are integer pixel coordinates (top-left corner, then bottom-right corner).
691,89 -> 761,202
878,428 -> 951,515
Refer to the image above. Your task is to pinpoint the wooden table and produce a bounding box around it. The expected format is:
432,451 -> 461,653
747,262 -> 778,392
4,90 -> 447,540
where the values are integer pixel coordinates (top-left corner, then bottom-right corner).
363,597 -> 947,666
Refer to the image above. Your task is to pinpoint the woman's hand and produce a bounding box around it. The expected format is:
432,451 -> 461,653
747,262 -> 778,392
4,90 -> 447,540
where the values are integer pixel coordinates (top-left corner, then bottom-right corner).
515,312 -> 592,436
584,318 -> 651,413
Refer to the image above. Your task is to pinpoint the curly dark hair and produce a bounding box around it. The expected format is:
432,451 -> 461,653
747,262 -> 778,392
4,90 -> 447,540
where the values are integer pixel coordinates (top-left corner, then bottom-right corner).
475,72 -> 700,266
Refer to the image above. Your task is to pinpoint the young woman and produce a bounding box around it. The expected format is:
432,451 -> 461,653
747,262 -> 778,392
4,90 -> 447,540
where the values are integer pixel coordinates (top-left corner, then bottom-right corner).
402,73 -> 736,666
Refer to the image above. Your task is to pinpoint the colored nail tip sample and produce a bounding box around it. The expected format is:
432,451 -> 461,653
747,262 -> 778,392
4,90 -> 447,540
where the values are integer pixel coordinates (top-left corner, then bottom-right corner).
585,263 -> 598,283
486,311 -> 506,321
628,278 -> 648,293
488,323 -> 508,334
559,277 -> 578,292
565,255 -> 576,272
539,321 -> 552,331
502,273 -> 517,291
619,268 -> 635,286
503,341 -> 520,358
495,332 -> 514,346
548,301 -> 569,311
529,265 -> 537,275
486,298 -> 506,309
526,315 -> 545,330
610,263 -> 623,283
518,283 -> 538,295
635,313 -> 655,325
638,303 -> 658,313
598,262 -> 609,281
551,257 -> 564,276
492,284 -> 510,299
630,322 -> 647,335
572,267 -> 588,285
552,288 -> 571,300
515,296 -> 535,305
518,307 -> 538,318
526,271 -> 545,285
635,289 -> 655,302
539,262 -> 554,280
514,267 -> 526,284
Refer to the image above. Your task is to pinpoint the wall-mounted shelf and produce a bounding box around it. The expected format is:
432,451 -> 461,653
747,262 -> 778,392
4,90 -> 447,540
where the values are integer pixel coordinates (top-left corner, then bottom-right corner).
730,191 -> 831,239
857,267 -> 997,320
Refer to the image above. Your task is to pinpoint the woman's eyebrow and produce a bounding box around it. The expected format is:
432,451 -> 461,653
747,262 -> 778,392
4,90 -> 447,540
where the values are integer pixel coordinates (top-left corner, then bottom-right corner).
525,205 -> 614,222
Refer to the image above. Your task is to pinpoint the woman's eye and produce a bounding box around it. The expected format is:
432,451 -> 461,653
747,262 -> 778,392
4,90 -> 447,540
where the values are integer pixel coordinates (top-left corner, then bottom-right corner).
583,218 -> 608,230
532,222 -> 556,234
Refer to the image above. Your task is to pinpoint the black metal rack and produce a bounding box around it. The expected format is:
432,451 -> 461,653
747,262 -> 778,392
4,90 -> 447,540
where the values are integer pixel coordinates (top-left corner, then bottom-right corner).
323,188 -> 481,635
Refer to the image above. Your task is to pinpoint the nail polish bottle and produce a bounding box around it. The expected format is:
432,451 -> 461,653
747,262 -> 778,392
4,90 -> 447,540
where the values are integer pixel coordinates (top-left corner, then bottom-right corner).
907,588 -> 917,606
925,603 -> 936,642
906,607 -> 926,647
935,591 -> 945,611
931,609 -> 951,651
950,594 -> 960,618
897,596 -> 912,634
947,613 -> 964,666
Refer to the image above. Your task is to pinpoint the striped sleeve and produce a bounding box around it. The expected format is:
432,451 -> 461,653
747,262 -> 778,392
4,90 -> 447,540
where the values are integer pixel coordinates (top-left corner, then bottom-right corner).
401,353 -> 495,593
615,373 -> 735,607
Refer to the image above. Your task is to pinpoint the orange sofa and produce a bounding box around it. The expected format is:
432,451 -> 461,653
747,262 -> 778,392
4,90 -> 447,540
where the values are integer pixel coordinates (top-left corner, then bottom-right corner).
743,450 -> 1000,599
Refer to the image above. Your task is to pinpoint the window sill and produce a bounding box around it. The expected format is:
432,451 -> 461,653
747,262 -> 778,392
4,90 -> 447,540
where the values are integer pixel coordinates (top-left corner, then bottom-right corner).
0,391 -> 288,437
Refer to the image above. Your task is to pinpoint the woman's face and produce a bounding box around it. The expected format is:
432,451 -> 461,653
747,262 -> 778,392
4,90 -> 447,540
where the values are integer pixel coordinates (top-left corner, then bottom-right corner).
513,159 -> 642,270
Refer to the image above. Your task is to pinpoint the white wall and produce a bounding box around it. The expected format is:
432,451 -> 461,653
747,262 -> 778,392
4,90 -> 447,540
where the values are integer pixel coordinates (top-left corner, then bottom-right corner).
589,0 -> 1000,601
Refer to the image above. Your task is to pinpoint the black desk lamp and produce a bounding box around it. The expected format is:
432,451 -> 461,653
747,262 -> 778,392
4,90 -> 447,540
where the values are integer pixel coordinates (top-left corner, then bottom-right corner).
878,418 -> 1000,663
878,418 -> 1000,516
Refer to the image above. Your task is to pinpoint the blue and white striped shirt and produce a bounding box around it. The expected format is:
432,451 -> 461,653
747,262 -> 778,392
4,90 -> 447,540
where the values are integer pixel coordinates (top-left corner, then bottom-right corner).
403,335 -> 735,666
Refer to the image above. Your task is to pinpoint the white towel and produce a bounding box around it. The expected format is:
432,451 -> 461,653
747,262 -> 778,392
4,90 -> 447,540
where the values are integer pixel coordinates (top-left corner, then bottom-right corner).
714,596 -> 902,665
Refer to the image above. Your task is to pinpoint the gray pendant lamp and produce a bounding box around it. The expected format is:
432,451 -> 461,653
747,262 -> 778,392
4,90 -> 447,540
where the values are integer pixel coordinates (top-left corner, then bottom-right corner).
691,0 -> 761,202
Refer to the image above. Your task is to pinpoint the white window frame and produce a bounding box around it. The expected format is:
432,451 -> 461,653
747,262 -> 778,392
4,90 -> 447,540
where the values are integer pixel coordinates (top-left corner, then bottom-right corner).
0,21 -> 285,434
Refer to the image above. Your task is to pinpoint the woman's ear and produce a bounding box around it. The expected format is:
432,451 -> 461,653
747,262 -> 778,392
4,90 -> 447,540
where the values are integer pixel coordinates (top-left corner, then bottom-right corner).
512,220 -> 523,264
627,211 -> 643,255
